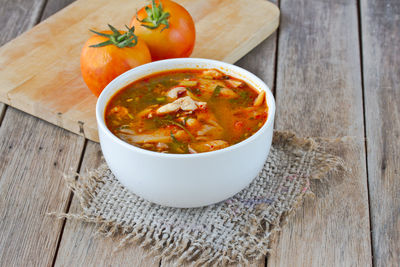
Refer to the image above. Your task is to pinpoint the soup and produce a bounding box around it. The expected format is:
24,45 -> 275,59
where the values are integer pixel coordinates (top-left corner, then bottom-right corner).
105,69 -> 268,154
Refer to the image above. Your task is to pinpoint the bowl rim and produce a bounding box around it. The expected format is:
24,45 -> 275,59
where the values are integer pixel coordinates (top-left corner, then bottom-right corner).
96,58 -> 275,159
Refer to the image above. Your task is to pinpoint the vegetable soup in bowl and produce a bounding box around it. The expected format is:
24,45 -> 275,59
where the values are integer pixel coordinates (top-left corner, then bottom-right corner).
96,58 -> 275,208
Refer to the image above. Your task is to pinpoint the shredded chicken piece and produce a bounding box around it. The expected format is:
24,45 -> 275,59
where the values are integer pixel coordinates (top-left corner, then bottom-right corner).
197,125 -> 216,135
136,105 -> 158,118
130,132 -> 172,143
185,118 -> 199,128
219,88 -> 239,98
117,128 -> 172,144
195,136 -> 208,141
189,140 -> 229,153
202,69 -> 223,79
117,128 -> 136,135
225,79 -> 243,88
233,106 -> 266,120
177,117 -> 200,130
156,96 -> 207,115
181,97 -> 198,110
156,142 -> 169,151
197,124 -> 223,139
198,79 -> 225,92
157,103 -> 180,115
206,118 -> 220,127
166,86 -> 187,99
197,76 -> 240,98
253,91 -> 266,107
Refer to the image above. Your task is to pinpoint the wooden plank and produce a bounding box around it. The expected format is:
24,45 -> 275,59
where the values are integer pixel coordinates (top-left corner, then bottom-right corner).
361,0 -> 400,265
0,0 -> 279,142
0,0 -> 46,46
267,0 -> 372,266
162,259 -> 265,267
162,256 -> 265,267
0,107 -> 85,266
54,141 -> 158,267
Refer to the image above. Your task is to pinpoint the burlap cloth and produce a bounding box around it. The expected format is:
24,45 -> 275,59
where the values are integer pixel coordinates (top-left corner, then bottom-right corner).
52,131 -> 344,266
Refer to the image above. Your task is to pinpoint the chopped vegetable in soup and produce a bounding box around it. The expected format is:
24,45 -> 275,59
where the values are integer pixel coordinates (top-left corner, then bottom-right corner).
105,69 -> 268,154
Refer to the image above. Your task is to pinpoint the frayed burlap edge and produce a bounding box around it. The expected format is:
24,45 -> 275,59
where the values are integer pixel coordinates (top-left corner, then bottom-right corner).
48,131 -> 345,266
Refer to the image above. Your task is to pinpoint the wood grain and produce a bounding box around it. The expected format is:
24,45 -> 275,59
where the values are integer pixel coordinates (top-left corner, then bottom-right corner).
0,0 -> 279,142
162,258 -> 265,267
361,0 -> 400,265
5,0 -> 399,265
267,0 -> 372,266
0,0 -> 46,46
0,108 -> 85,266
54,141 -> 158,267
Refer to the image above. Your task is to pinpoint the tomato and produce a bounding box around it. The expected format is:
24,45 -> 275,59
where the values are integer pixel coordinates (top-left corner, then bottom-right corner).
130,0 -> 195,61
80,25 -> 152,97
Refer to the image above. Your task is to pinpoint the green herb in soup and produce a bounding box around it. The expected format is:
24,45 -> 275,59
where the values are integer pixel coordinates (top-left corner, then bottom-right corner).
105,69 -> 268,154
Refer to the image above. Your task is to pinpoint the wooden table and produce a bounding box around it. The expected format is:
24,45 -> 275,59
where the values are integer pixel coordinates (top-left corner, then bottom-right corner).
0,0 -> 398,266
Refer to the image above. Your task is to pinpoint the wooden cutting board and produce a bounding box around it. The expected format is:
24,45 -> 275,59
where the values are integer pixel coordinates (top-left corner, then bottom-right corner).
0,0 -> 279,142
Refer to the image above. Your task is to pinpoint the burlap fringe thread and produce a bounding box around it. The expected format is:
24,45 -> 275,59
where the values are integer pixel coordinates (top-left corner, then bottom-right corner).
49,131 -> 345,266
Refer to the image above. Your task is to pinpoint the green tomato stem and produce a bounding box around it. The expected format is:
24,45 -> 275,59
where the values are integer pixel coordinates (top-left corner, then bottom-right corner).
137,0 -> 170,31
89,24 -> 138,48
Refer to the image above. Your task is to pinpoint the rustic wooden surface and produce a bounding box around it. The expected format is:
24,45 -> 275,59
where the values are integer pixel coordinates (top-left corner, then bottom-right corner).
361,0 -> 400,266
54,141 -> 158,267
267,0 -> 372,266
0,0 -> 399,267
0,0 -> 46,45
0,0 -> 279,142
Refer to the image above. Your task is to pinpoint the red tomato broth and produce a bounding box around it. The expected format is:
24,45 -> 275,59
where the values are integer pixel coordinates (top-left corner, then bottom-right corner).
105,69 -> 268,154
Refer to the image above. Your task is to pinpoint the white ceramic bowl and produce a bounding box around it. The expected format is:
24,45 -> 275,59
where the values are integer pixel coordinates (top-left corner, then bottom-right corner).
96,58 -> 275,208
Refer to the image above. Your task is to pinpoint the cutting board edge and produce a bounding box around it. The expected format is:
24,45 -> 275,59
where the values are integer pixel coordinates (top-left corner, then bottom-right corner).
4,96 -> 88,139
223,8 -> 280,63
